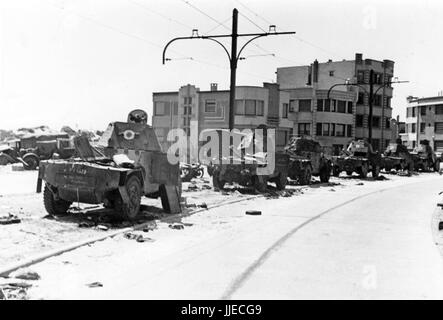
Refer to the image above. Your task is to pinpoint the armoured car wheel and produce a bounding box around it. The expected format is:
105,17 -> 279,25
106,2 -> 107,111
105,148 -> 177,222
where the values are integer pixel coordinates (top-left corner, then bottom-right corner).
372,165 -> 380,178
319,166 -> 330,183
435,160 -> 441,172
23,154 -> 39,170
275,172 -> 288,190
0,154 -> 9,166
346,171 -> 353,176
117,175 -> 142,220
332,166 -> 340,177
196,168 -> 204,178
360,163 -> 368,178
212,172 -> 226,190
298,167 -> 312,185
43,185 -> 72,216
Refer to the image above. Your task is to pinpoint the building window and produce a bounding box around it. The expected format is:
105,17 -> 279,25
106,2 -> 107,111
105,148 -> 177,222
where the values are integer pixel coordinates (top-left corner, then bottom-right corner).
184,97 -> 192,105
387,97 -> 391,108
276,130 -> 288,147
331,99 -> 337,112
347,101 -> 353,114
245,100 -> 256,116
330,123 -> 335,136
372,116 -> 380,128
357,93 -> 365,105
386,118 -> 391,129
373,95 -> 382,107
205,100 -> 216,113
372,139 -> 380,151
184,106 -> 192,115
324,99 -> 331,112
420,122 -> 426,133
356,115 -> 364,127
256,100 -> 264,116
347,124 -> 352,137
173,102 -> 178,115
436,104 -> 443,115
323,123 -> 330,136
435,122 -> 443,134
357,71 -> 365,84
316,123 -> 322,136
235,100 -> 244,115
337,100 -> 346,113
289,100 -> 296,112
317,99 -> 324,112
282,103 -> 289,118
411,123 -> 416,133
299,99 -> 311,112
335,124 -> 345,137
329,71 -> 335,77
374,73 -> 383,84
420,106 -> 426,116
298,123 -> 311,135
154,102 -> 165,116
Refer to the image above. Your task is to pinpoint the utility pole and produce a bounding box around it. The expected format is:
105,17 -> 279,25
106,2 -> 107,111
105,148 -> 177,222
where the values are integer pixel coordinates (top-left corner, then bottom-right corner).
368,69 -> 374,144
162,8 -> 295,130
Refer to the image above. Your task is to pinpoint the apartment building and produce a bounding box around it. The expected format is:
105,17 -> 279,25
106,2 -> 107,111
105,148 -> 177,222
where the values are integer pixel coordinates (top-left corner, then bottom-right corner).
152,83 -> 293,158
404,95 -> 443,152
277,53 -> 395,152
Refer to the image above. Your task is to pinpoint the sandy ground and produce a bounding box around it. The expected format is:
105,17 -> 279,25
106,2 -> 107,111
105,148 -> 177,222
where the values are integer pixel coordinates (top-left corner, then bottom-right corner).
2,168 -> 439,299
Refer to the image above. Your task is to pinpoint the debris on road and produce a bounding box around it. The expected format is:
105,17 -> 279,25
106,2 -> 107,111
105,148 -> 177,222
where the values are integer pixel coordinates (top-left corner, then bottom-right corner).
169,223 -> 185,230
0,213 -> 21,225
87,281 -> 103,288
96,224 -> 110,231
78,221 -> 95,228
356,182 -> 364,186
330,189 -> 336,192
375,175 -> 388,181
246,210 -> 262,216
9,269 -> 40,281
201,184 -> 212,190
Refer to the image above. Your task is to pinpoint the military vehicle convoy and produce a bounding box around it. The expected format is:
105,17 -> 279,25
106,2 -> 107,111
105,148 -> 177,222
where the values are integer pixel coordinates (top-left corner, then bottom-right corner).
331,140 -> 381,178
36,110 -> 182,220
284,137 -> 332,185
207,127 -> 289,192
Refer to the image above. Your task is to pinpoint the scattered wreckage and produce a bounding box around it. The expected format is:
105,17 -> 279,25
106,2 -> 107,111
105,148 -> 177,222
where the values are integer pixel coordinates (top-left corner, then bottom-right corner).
180,162 -> 204,182
36,110 -> 182,221
331,140 -> 381,178
284,137 -> 332,185
206,126 -> 290,192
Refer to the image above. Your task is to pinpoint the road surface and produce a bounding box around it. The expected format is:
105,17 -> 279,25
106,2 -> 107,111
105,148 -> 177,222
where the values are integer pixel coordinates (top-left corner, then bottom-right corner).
21,173 -> 443,299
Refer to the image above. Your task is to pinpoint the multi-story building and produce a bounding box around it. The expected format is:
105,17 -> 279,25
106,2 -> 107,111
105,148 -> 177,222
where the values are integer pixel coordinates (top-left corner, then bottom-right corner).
404,95 -> 443,152
277,53 -> 395,152
152,83 -> 293,160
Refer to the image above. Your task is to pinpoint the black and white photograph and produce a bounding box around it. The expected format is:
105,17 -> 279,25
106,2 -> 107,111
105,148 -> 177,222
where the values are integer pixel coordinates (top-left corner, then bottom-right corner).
1,0 -> 443,304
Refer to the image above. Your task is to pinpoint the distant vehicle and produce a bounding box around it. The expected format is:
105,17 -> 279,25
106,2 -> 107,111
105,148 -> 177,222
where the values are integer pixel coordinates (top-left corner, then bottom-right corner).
410,141 -> 440,172
37,110 -> 182,220
284,136 -> 332,185
206,126 -> 289,192
331,140 -> 381,178
381,142 -> 414,173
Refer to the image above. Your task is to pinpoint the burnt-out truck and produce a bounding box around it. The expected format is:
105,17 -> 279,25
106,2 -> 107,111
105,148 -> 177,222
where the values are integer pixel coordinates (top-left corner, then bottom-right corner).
36,110 -> 182,220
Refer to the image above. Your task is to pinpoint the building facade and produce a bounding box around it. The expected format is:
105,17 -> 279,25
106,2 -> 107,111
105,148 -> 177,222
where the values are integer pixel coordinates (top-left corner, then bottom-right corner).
152,83 -> 293,158
404,95 -> 443,152
277,53 -> 395,152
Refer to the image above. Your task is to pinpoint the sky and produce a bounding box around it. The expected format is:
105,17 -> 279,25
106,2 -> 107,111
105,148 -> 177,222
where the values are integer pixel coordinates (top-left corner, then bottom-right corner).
0,0 -> 442,131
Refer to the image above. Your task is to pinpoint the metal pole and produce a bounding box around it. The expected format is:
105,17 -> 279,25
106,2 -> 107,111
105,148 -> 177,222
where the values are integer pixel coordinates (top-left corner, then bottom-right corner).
229,8 -> 238,131
368,69 -> 374,145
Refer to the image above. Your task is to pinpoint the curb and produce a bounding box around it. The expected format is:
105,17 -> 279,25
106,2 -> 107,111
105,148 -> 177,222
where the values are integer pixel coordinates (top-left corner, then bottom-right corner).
0,194 -> 261,278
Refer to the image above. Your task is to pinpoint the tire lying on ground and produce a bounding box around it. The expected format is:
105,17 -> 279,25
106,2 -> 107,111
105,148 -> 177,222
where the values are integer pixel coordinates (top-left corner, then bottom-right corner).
43,184 -> 72,215
23,153 -> 39,170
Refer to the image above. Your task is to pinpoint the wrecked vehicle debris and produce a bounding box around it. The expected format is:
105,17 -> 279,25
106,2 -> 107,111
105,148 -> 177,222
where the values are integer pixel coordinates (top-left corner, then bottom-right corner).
0,214 -> 21,225
180,163 -> 205,182
36,110 -> 182,221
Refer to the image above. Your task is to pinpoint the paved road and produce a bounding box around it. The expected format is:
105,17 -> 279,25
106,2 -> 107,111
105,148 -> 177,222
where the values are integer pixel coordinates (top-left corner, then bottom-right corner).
26,173 -> 443,299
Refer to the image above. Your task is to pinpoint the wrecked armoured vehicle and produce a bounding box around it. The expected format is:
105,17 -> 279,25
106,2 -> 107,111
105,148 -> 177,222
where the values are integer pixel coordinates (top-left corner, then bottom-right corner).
381,141 -> 414,172
331,140 -> 381,178
410,141 -> 440,172
207,127 -> 290,192
284,137 -> 332,185
36,110 -> 182,220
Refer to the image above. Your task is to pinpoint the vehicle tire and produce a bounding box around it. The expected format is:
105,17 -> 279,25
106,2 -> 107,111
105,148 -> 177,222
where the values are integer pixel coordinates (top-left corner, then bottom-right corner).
253,175 -> 268,192
332,166 -> 340,177
0,154 -> 10,166
372,165 -> 380,178
423,161 -> 429,172
43,184 -> 72,216
298,167 -> 312,185
346,170 -> 353,176
434,160 -> 441,172
23,154 -> 39,170
360,163 -> 368,178
275,172 -> 288,190
212,171 -> 226,190
319,166 -> 330,183
116,175 -> 142,220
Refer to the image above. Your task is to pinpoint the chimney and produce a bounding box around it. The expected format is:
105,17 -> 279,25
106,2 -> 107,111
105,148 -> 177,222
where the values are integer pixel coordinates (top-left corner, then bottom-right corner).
210,83 -> 218,91
355,53 -> 363,64
313,59 -> 319,83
